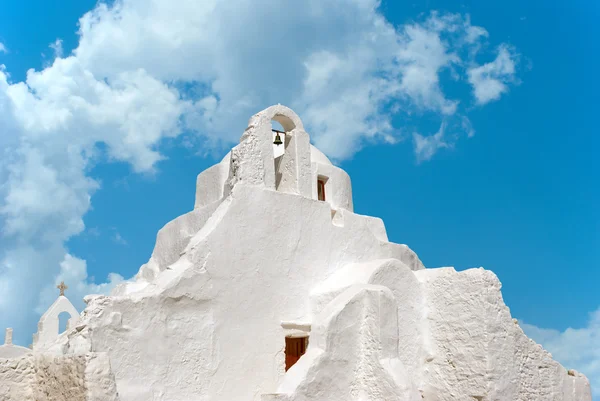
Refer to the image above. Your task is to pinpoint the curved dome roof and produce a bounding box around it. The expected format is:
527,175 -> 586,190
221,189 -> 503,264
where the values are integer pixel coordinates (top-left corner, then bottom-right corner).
0,344 -> 30,359
310,145 -> 333,166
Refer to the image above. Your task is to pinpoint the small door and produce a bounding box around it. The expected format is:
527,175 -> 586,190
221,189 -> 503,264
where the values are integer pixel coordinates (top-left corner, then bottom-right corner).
285,336 -> 308,371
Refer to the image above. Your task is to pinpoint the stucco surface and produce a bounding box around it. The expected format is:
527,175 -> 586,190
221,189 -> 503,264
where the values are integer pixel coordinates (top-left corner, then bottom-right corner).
0,353 -> 119,401
0,105 -> 591,401
270,284 -> 421,401
0,344 -> 30,359
414,267 -> 592,401
60,182 -> 424,401
0,329 -> 30,359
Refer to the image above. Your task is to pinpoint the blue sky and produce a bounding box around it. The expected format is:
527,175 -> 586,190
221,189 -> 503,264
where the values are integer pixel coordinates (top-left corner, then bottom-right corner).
0,0 -> 598,397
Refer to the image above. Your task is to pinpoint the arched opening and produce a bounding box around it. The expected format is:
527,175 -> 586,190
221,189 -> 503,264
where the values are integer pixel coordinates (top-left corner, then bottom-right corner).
58,311 -> 71,335
243,106 -> 310,196
271,114 -> 298,192
271,112 -> 298,132
272,119 -> 287,190
272,119 -> 286,159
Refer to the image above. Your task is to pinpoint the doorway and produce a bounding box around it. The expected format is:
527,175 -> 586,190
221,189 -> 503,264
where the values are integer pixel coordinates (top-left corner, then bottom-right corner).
285,336 -> 308,371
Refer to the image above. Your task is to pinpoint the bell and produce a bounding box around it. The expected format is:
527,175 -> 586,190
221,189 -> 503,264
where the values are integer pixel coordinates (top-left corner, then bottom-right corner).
273,132 -> 283,146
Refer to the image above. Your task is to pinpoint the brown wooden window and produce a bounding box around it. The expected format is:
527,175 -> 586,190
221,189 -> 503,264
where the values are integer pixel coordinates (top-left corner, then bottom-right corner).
285,336 -> 308,371
317,178 -> 326,201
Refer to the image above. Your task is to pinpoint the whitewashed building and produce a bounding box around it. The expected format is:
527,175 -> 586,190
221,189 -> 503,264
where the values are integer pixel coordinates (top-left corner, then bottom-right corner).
0,105 -> 592,401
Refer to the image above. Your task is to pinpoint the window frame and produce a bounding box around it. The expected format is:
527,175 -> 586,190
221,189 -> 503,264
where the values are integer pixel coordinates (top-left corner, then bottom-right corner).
317,177 -> 327,201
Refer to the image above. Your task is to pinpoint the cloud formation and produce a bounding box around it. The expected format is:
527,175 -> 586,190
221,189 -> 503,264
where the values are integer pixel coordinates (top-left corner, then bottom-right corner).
521,308 -> 600,399
468,45 -> 518,105
0,0 -> 519,345
413,123 -> 450,163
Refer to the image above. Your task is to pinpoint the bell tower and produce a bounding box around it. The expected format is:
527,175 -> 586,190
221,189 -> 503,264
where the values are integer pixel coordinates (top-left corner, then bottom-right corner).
225,105 -> 312,198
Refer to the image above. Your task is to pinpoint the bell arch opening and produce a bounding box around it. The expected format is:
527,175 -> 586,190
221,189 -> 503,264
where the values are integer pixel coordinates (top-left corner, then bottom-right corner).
272,120 -> 286,159
58,311 -> 72,334
271,112 -> 298,132
238,105 -> 310,196
271,117 -> 297,191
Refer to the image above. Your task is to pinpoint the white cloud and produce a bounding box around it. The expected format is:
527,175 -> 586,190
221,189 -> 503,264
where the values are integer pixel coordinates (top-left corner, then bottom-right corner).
413,122 -> 450,162
71,2 -> 513,159
49,39 -> 64,59
520,308 -> 600,399
394,14 -> 462,115
0,43 -> 6,53
468,45 -> 518,105
0,0 -> 520,345
0,57 -> 185,343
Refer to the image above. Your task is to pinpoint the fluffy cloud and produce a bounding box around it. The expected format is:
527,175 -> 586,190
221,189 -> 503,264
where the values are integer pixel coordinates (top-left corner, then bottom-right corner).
521,308 -> 600,399
70,1 -> 518,159
0,57 -> 185,343
468,45 -> 518,105
0,43 -> 6,53
0,0 -> 520,345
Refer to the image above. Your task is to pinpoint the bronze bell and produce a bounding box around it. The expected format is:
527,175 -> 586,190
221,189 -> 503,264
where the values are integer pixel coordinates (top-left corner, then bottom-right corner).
273,132 -> 283,146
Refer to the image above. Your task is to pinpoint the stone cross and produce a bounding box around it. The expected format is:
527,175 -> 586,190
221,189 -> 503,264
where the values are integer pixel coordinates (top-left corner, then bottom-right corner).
5,328 -> 12,345
57,281 -> 68,296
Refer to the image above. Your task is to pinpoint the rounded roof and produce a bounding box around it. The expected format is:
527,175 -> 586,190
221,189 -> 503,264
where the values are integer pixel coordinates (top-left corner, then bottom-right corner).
0,344 -> 31,359
310,145 -> 333,166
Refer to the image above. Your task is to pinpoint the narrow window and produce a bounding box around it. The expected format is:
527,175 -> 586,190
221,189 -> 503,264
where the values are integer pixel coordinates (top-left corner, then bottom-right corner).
317,178 -> 326,201
285,336 -> 308,371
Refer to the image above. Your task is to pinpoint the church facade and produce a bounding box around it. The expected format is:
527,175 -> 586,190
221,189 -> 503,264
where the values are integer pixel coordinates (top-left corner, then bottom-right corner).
0,105 -> 592,401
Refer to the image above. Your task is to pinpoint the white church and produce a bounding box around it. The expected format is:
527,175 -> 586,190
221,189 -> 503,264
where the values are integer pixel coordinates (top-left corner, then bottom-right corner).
0,105 -> 592,401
